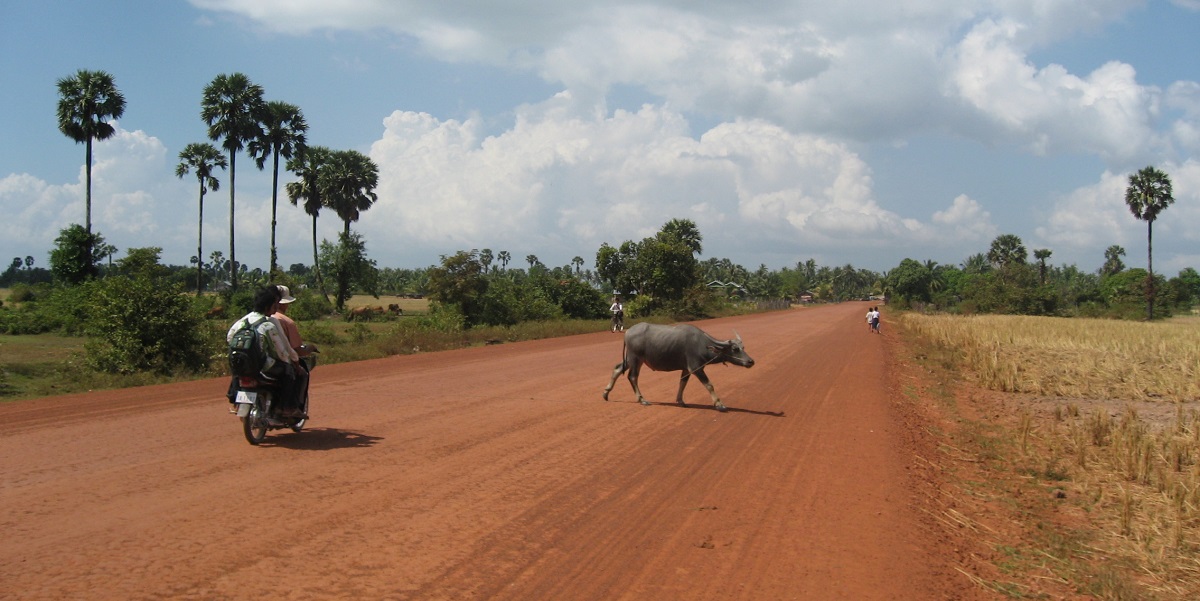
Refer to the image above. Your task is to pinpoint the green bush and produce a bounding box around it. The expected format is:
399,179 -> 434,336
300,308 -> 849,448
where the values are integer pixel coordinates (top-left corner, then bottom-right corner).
302,321 -> 340,346
289,290 -> 332,321
8,283 -> 38,303
624,294 -> 656,318
84,276 -> 217,374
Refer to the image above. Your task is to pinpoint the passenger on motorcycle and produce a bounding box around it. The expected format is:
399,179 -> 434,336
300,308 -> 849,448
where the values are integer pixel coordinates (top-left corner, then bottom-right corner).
271,284 -> 317,404
225,286 -> 308,417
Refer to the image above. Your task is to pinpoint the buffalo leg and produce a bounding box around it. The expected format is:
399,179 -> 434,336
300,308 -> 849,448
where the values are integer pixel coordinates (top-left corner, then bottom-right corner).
603,361 -> 627,401
626,360 -> 651,405
674,372 -> 690,406
694,369 -> 728,411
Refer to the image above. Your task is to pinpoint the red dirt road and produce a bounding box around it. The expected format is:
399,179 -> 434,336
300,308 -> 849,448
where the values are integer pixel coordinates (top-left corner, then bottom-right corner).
0,303 -> 982,600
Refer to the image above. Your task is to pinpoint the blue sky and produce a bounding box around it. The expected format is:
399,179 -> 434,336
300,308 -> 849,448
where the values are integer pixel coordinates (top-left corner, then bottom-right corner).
2,0 -> 1198,275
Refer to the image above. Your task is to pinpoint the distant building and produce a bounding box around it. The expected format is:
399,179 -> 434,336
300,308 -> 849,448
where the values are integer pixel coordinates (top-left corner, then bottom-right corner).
706,280 -> 747,296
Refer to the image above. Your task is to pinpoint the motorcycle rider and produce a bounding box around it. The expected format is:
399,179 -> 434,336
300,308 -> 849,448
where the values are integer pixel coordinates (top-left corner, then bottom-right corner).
226,285 -> 307,417
271,285 -> 316,411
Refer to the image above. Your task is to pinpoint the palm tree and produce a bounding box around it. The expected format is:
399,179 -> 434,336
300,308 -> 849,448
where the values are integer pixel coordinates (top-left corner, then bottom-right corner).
1102,245 -> 1126,276
175,143 -> 227,296
1033,249 -> 1052,285
526,254 -> 538,270
497,251 -> 511,270
987,234 -> 1027,269
201,73 -> 265,291
961,253 -> 990,275
572,256 -> 584,275
249,101 -> 307,276
56,69 -> 126,270
286,145 -> 332,300
479,249 -> 494,273
1124,166 -> 1175,319
322,149 -> 379,235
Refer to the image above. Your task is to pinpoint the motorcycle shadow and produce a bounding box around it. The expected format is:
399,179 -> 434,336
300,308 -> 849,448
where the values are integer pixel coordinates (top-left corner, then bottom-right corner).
260,427 -> 383,451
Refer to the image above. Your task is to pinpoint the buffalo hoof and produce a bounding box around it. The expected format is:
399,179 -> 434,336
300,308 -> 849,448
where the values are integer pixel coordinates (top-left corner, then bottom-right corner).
714,403 -> 728,412
638,399 -> 652,406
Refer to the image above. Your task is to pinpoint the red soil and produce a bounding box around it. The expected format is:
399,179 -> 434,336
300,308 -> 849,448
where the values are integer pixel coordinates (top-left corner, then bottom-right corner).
0,302 -> 988,600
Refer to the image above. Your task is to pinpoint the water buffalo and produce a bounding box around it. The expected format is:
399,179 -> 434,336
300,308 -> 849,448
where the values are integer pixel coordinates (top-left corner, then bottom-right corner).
603,322 -> 755,411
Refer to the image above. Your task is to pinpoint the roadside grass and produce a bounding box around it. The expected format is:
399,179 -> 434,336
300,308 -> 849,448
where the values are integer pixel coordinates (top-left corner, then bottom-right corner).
1,294 -> 676,401
900,312 -> 1200,599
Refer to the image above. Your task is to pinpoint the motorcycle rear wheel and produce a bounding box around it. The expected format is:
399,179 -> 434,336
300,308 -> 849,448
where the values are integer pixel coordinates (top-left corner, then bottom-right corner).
243,410 -> 268,445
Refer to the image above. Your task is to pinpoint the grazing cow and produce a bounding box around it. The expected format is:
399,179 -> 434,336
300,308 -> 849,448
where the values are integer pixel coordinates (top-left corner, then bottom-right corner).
387,303 -> 402,315
603,322 -> 755,411
347,306 -> 375,321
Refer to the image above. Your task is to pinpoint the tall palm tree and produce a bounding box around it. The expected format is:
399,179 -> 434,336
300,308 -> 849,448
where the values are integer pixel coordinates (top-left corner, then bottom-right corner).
286,145 -> 331,300
56,69 -> 126,270
479,249 -> 494,273
249,101 -> 307,276
1033,249 -> 1052,285
1124,166 -> 1175,319
322,149 -> 379,235
572,256 -> 584,275
201,73 -> 265,291
526,254 -> 538,270
175,143 -> 227,296
497,251 -> 511,270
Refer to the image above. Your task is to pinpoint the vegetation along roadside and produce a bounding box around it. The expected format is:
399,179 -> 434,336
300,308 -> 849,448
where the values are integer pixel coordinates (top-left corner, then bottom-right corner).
899,311 -> 1200,599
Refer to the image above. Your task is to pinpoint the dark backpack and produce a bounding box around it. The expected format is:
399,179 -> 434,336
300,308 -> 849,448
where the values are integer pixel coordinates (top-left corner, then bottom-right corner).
228,316 -> 268,376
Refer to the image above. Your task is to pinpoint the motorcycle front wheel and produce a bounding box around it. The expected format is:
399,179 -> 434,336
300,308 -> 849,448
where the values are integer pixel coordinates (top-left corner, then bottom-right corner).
242,408 -> 268,445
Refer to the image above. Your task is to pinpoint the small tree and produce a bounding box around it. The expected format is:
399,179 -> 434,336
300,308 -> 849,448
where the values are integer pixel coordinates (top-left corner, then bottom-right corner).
426,250 -> 488,326
49,224 -> 103,284
319,231 -> 378,312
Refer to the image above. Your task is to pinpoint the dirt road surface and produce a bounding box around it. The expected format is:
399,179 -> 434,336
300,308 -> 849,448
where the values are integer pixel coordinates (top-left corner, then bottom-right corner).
0,303 -> 983,600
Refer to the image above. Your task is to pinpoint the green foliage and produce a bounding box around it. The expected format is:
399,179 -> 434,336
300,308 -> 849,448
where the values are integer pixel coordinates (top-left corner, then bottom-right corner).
426,250 -> 488,325
596,220 -> 702,302
542,276 -> 607,319
221,288 -> 256,316
301,321 -> 339,346
113,247 -> 170,280
8,283 -> 38,303
83,276 -> 216,374
416,302 -> 466,332
288,289 -> 333,321
49,225 -> 103,284
624,294 -> 656,319
1100,269 -> 1149,306
889,258 -> 933,303
320,232 -> 379,311
986,234 -> 1027,268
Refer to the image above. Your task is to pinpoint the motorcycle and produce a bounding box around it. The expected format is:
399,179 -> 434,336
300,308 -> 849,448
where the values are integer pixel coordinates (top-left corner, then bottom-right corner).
232,350 -> 317,445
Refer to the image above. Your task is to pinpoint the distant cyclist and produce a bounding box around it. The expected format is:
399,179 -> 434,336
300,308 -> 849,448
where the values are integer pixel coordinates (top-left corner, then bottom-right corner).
610,296 -> 625,333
